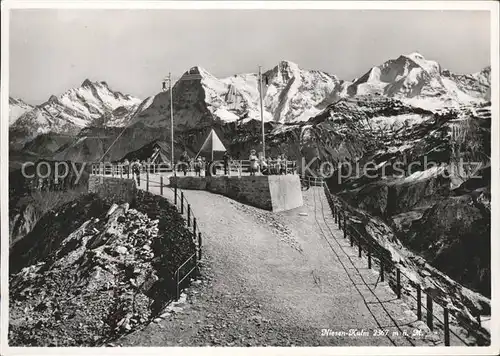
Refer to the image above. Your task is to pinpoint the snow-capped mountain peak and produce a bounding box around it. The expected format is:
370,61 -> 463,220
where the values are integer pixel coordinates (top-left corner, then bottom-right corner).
346,53 -> 489,111
10,80 -> 143,145
182,66 -> 211,78
401,52 -> 441,76
9,97 -> 35,125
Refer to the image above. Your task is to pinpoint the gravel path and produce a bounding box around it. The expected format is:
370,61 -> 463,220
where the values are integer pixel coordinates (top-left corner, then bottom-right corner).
117,175 -> 441,346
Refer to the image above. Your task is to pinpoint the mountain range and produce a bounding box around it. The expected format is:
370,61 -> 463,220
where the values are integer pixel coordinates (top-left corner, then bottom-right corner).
9,52 -> 491,149
9,80 -> 143,147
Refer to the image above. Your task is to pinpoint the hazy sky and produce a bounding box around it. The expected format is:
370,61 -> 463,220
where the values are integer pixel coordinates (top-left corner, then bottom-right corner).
10,9 -> 491,104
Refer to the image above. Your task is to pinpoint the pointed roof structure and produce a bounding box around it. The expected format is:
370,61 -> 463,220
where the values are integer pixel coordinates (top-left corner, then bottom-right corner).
196,129 -> 226,159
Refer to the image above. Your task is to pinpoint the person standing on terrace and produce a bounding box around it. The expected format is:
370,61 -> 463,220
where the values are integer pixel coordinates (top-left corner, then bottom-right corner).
249,149 -> 258,176
180,150 -> 190,176
223,151 -> 231,176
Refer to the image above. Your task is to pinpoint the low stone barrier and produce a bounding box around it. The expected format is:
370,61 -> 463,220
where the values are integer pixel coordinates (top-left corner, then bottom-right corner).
170,175 -> 303,212
88,175 -> 137,205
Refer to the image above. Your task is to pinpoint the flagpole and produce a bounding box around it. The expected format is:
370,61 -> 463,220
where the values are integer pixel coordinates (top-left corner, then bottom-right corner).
169,72 -> 174,171
259,66 -> 265,159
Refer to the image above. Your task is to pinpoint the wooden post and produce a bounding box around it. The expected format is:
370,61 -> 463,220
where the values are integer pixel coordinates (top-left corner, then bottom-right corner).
198,232 -> 202,260
339,213 -> 342,229
380,261 -> 384,282
120,165 -> 123,179
444,307 -> 450,346
358,239 -> 362,258
350,230 -> 353,247
127,166 -> 130,179
426,294 -> 433,330
396,269 -> 401,298
160,176 -> 164,195
368,245 -> 372,269
146,169 -> 149,192
112,165 -> 114,177
174,186 -> 178,205
187,204 -> 191,227
181,192 -> 184,215
334,208 -> 337,224
417,285 -> 422,320
343,216 -> 347,238
193,217 -> 197,237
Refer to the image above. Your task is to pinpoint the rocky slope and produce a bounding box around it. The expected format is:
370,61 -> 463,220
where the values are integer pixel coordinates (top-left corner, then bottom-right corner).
328,191 -> 491,345
321,100 -> 491,299
9,190 -> 197,346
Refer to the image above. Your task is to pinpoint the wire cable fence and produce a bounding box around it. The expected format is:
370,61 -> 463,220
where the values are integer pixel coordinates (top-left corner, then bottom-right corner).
300,175 -> 490,347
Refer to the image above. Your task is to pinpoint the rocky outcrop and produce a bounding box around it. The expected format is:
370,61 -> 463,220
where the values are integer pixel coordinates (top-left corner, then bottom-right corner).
9,190 -> 196,346
9,203 -> 41,244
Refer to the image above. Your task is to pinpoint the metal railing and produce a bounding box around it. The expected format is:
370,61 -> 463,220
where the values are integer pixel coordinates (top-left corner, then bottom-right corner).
305,175 -> 490,347
91,160 -> 298,178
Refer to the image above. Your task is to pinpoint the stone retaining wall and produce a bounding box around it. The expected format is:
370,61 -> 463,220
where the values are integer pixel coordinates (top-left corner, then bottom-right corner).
88,175 -> 137,205
170,175 -> 303,212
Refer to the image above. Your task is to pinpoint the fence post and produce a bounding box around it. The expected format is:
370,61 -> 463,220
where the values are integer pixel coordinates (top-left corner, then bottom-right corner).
358,238 -> 362,258
112,165 -> 114,177
334,208 -> 338,224
417,285 -> 422,320
174,185 -> 178,205
127,166 -> 130,179
444,307 -> 450,346
181,192 -> 184,215
193,217 -> 197,237
339,213 -> 342,229
160,176 -> 164,195
343,216 -> 347,238
426,294 -> 433,330
368,245 -> 372,269
350,230 -> 353,247
380,261 -> 384,282
187,204 -> 191,227
146,169 -> 149,192
120,165 -> 123,179
396,269 -> 401,298
198,232 -> 202,260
